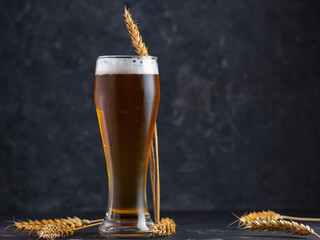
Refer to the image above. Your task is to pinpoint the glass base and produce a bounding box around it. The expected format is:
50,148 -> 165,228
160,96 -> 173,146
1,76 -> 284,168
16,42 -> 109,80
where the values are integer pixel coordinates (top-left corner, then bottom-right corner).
98,213 -> 154,238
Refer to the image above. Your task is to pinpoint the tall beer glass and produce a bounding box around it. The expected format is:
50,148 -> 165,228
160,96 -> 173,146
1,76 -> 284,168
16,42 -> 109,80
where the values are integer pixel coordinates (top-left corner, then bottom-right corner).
94,56 -> 160,238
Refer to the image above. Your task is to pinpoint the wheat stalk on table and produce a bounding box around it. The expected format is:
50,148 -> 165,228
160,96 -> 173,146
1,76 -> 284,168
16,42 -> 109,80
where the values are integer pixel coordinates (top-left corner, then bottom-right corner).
12,217 -> 102,239
235,210 -> 320,239
243,219 -> 320,238
13,217 -> 87,233
239,210 -> 320,226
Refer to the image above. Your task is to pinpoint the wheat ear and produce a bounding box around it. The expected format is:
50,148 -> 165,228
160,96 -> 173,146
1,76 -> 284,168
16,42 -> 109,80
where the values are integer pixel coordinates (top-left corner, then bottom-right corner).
13,217 -> 88,233
12,217 -> 103,239
239,210 -> 281,226
243,219 -> 320,238
124,6 -> 148,56
240,210 -> 320,225
124,6 -> 176,237
151,218 -> 177,237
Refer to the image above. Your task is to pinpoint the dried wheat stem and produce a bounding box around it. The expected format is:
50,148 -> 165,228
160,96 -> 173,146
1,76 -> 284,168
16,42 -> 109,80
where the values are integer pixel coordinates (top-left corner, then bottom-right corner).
74,222 -> 102,231
86,219 -> 104,223
243,219 -> 320,238
150,143 -> 157,221
281,215 -> 320,222
154,123 -> 160,224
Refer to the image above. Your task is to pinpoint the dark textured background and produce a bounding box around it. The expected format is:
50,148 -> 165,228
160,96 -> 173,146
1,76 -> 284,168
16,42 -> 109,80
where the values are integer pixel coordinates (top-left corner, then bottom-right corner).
0,0 -> 320,214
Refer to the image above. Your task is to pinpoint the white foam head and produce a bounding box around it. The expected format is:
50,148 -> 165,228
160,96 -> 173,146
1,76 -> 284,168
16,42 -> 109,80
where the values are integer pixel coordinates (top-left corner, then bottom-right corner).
95,56 -> 159,75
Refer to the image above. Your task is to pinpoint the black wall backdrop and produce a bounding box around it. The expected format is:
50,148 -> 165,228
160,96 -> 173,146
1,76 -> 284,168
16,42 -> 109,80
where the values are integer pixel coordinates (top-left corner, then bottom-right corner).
0,0 -> 320,213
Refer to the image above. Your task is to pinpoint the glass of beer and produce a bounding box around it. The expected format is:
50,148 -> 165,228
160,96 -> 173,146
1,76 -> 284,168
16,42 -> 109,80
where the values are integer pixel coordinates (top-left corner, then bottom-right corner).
94,56 -> 160,238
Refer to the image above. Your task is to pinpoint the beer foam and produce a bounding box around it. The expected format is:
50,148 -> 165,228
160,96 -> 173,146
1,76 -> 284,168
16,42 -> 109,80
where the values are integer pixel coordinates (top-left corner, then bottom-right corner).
95,56 -> 159,75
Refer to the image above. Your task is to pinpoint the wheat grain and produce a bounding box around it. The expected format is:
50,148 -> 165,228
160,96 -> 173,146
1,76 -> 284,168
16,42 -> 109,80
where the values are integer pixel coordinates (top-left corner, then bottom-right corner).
151,218 -> 176,237
243,219 -> 320,238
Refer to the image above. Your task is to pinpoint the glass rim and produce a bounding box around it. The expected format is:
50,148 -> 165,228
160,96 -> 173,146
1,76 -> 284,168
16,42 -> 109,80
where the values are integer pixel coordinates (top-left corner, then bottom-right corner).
97,55 -> 157,60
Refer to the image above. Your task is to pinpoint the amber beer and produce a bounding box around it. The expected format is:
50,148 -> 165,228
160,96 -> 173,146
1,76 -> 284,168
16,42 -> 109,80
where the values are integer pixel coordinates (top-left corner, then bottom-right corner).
94,56 -> 159,237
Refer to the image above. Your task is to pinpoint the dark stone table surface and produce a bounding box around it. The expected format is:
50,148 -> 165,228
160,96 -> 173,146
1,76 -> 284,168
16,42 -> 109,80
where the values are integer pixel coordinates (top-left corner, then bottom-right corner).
1,211 -> 320,240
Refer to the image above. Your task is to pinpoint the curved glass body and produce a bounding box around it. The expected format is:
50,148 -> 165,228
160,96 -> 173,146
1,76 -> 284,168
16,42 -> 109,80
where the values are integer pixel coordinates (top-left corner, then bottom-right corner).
94,56 -> 160,238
